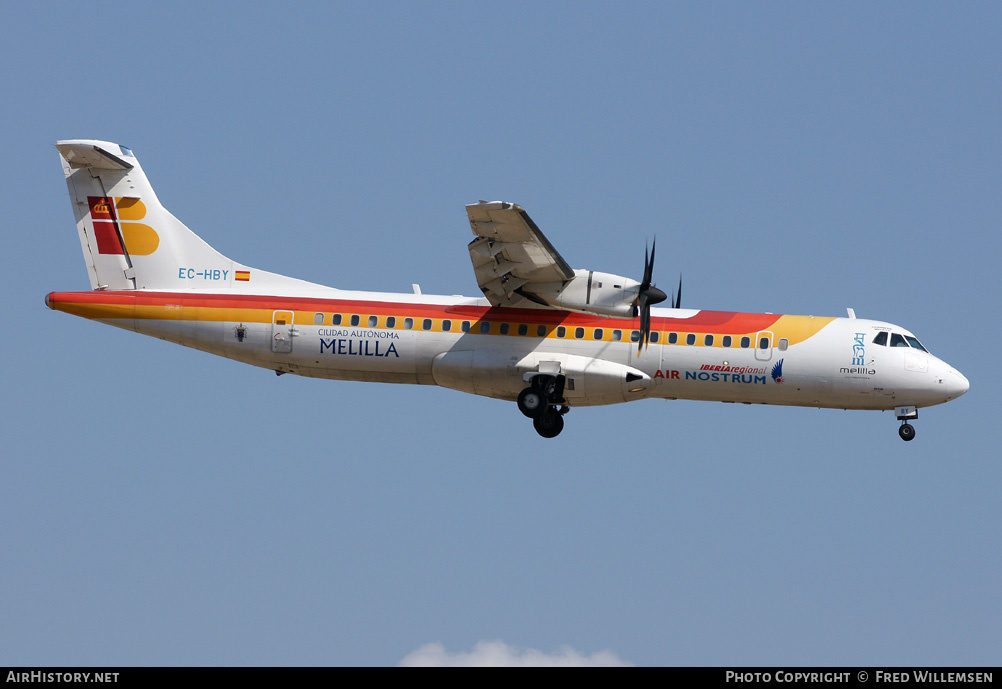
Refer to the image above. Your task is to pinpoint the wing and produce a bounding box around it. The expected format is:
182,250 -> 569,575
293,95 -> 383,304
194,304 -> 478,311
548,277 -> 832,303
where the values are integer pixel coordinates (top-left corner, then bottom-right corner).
466,201 -> 575,308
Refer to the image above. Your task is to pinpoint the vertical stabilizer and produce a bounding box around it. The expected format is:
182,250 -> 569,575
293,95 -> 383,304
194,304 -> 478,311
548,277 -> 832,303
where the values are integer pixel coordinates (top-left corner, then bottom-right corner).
56,140 -> 325,293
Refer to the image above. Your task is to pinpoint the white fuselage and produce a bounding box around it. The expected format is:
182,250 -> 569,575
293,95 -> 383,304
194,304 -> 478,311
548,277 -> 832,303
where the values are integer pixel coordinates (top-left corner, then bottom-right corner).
48,286 -> 969,413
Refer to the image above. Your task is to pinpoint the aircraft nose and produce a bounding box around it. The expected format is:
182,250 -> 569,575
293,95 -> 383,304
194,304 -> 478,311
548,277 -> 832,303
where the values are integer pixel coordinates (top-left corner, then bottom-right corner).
944,367 -> 970,399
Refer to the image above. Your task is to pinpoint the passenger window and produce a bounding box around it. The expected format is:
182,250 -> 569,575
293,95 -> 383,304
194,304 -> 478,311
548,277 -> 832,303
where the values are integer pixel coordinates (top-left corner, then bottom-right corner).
557,326 -> 566,338
740,336 -> 751,348
386,316 -> 396,328
442,319 -> 452,332
575,327 -> 584,339
312,313 -> 323,325
332,314 -> 342,325
873,331 -> 888,346
594,328 -> 603,340
404,317 -> 414,330
630,330 -> 640,343
890,333 -> 909,348
518,324 -> 528,336
759,337 -> 770,349
423,318 -> 432,331
686,333 -> 695,345
612,329 -> 622,341
722,335 -> 732,347
368,315 -> 378,328
704,334 -> 714,346
480,322 -> 490,334
778,338 -> 789,351
461,320 -> 471,333
905,336 -> 927,352
537,325 -> 547,337
500,323 -> 510,335
649,331 -> 659,343
668,332 -> 678,344
350,315 -> 360,327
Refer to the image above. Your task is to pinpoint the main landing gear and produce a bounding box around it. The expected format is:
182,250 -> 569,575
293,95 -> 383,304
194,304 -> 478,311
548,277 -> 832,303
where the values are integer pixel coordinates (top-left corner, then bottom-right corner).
517,374 -> 569,438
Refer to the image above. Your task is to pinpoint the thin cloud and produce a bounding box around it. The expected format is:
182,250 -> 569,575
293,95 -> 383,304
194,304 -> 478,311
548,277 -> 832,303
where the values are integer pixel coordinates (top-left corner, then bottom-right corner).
399,640 -> 633,667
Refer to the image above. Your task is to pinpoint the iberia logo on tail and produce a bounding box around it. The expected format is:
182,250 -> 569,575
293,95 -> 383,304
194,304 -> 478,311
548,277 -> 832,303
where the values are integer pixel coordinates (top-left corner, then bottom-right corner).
88,196 -> 160,256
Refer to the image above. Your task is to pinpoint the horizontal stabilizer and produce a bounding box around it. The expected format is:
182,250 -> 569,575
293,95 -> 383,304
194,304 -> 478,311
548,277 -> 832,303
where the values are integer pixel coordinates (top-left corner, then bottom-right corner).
56,141 -> 134,170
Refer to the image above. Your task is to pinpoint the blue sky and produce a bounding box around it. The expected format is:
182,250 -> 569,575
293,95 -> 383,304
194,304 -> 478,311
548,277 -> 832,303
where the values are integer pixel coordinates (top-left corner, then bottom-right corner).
2,2 -> 999,666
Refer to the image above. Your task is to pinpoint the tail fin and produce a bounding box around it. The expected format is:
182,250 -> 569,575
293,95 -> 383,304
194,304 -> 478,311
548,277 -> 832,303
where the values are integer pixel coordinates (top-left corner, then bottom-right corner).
56,139 -> 323,292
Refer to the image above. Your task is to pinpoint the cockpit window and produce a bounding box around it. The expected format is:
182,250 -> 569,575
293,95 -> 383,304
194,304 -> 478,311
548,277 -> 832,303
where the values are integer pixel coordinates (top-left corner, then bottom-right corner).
905,336 -> 928,352
890,333 -> 909,348
873,332 -> 888,346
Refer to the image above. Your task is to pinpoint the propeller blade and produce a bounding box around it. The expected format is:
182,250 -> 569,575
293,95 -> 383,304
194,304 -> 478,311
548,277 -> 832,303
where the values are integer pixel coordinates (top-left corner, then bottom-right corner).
641,240 -> 656,290
635,238 -> 667,354
673,274 -> 682,309
637,293 -> 650,354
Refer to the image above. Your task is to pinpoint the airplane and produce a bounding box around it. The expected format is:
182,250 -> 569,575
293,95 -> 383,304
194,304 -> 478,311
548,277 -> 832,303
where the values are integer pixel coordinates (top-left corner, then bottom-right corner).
46,139 -> 969,441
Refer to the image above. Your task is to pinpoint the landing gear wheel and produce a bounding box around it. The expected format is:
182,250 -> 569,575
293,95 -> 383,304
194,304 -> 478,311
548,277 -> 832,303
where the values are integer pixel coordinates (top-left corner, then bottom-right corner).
898,423 -> 916,442
533,410 -> 564,438
517,387 -> 548,419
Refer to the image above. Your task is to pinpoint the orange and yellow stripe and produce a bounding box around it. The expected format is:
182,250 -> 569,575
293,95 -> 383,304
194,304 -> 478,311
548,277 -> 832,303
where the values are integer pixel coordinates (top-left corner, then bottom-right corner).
45,291 -> 834,347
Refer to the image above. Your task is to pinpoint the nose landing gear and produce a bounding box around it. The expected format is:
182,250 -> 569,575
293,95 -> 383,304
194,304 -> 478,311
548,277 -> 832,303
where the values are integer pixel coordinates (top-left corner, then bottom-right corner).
896,406 -> 918,442
898,423 -> 916,442
517,374 -> 569,438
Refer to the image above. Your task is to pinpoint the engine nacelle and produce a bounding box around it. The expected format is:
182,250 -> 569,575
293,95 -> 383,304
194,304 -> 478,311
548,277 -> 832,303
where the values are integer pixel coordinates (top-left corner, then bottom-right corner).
524,269 -> 640,318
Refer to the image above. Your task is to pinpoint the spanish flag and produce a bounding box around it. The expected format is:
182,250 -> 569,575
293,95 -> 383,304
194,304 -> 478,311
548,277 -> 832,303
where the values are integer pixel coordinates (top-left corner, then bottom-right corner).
235,271 -> 250,281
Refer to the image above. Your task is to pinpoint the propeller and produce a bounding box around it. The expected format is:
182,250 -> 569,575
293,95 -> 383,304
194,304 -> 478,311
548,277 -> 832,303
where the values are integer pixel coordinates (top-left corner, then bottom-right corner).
671,274 -> 682,309
635,240 -> 668,353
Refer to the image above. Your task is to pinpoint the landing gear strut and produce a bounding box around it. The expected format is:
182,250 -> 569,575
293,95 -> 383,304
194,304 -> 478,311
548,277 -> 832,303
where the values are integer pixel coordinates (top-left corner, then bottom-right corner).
518,374 -> 569,438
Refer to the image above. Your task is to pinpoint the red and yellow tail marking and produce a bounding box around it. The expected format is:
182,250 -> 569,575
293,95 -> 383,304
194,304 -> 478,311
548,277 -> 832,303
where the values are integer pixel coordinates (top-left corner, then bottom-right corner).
87,196 -> 159,256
